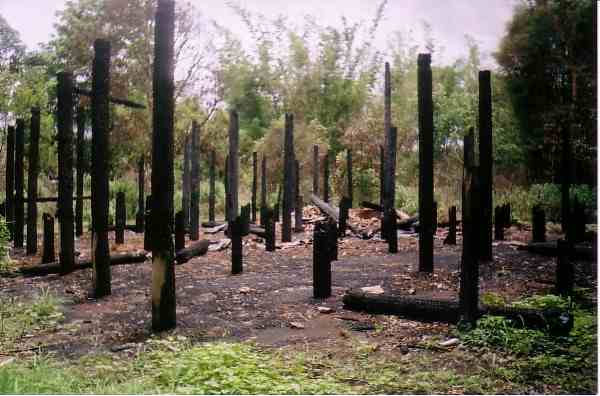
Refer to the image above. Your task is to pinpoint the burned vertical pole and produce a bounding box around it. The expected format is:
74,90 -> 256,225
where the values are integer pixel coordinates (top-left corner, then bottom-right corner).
224,155 -> 230,221
182,134 -> 191,231
57,73 -> 75,274
14,118 -> 24,249
383,126 -> 397,242
555,239 -> 574,296
175,211 -> 185,251
264,207 -> 275,252
230,215 -> 243,274
91,40 -> 111,294
136,156 -> 145,232
260,155 -> 267,227
41,213 -> 55,264
294,159 -> 303,232
251,151 -> 257,223
144,195 -> 152,251
478,70 -> 493,261
75,106 -> 85,237
444,206 -> 457,245
151,0 -> 176,331
323,151 -> 330,203
346,149 -> 353,208
227,110 -> 239,221
379,145 -> 384,209
5,125 -> 15,239
189,121 -> 200,240
459,130 -> 479,326
418,53 -> 434,273
26,108 -> 40,254
531,205 -> 546,243
209,150 -> 216,224
312,145 -> 319,196
560,123 -> 572,238
313,221 -> 332,298
282,113 -> 294,242
115,192 -> 125,245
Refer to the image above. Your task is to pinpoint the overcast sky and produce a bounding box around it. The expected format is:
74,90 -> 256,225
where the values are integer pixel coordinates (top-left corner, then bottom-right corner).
0,0 -> 520,68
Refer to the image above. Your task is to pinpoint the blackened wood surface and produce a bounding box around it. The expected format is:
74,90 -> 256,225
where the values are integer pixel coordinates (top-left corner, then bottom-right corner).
478,70 -> 493,261
14,119 -> 24,249
5,126 -> 14,239
182,134 -> 191,231
91,40 -> 111,294
323,151 -> 330,203
75,107 -> 85,237
313,222 -> 331,298
251,151 -> 257,223
444,206 -> 457,245
264,207 -> 275,252
294,159 -> 303,232
115,192 -> 126,244
260,155 -> 267,227
190,121 -> 200,240
230,216 -> 243,274
57,73 -> 75,274
151,0 -> 176,332
312,145 -> 319,196
144,195 -> 152,251
136,157 -> 145,232
282,113 -> 294,242
27,108 -> 40,254
175,211 -> 185,251
227,110 -> 239,221
346,149 -> 353,208
555,239 -> 574,296
42,213 -> 55,264
209,150 -> 216,223
532,205 -> 546,243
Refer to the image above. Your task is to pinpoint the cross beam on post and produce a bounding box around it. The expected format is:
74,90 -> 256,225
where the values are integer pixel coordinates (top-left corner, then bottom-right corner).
74,87 -> 146,109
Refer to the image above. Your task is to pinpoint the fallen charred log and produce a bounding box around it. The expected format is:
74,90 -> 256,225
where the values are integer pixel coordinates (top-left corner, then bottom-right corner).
343,289 -> 573,334
18,252 -> 148,277
175,239 -> 210,264
516,241 -> 595,260
311,194 -> 367,238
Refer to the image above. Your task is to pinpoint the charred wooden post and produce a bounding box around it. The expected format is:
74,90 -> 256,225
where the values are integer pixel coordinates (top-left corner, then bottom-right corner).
338,196 -> 350,237
260,155 -> 267,227
274,185 -> 281,223
572,197 -> 586,243
14,118 -> 24,249
136,156 -> 145,232
190,121 -> 200,240
240,203 -> 251,236
182,134 -> 191,231
208,150 -> 216,223
57,73 -> 75,274
5,125 -> 15,239
264,206 -> 275,252
144,195 -> 152,251
91,40 -> 110,293
531,205 -> 546,243
560,122 -> 571,235
555,239 -> 574,296
175,210 -> 185,251
460,130 -> 480,326
75,106 -> 85,237
115,192 -> 126,245
418,53 -> 434,273
444,206 -> 457,245
282,113 -> 294,242
224,156 -> 230,224
312,145 -> 319,196
432,201 -> 438,235
346,149 -> 353,208
42,213 -> 55,264
323,151 -> 330,203
26,108 -> 40,254
494,206 -> 504,241
479,70 -> 493,261
251,151 -> 257,223
384,208 -> 398,253
227,110 -> 239,221
313,222 -> 332,298
294,159 -> 303,232
151,0 -> 176,332
504,203 -> 511,228
379,145 -> 384,209
230,215 -> 243,274
327,219 -> 338,261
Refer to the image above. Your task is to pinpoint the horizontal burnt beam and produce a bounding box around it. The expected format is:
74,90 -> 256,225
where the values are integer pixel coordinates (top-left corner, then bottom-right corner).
74,87 -> 146,109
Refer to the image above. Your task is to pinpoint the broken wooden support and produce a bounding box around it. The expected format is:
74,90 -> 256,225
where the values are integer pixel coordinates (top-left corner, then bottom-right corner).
5,125 -> 15,239
252,151 -> 258,223
444,206 -> 457,245
136,156 -> 145,233
175,211 -> 185,252
14,118 -> 24,249
555,239 -> 574,297
230,215 -> 243,274
75,106 -> 85,237
310,193 -> 365,238
418,53 -> 434,273
209,150 -> 216,224
42,213 -> 55,264
57,73 -> 75,274
90,40 -> 111,293
27,108 -> 40,255
190,121 -> 200,240
264,207 -> 275,252
174,239 -> 210,264
294,159 -> 303,233
144,195 -> 152,251
342,290 -> 573,334
531,205 -> 546,243
479,70 -> 493,261
19,252 -> 149,277
115,192 -> 126,245
151,0 -> 176,332
282,113 -> 294,242
313,222 -> 332,298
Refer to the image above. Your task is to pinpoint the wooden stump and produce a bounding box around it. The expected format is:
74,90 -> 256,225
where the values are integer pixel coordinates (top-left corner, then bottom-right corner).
555,239 -> 574,296
230,215 -> 243,275
532,205 -> 546,243
443,206 -> 457,245
264,207 -> 275,252
42,213 -> 55,264
313,222 -> 332,298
